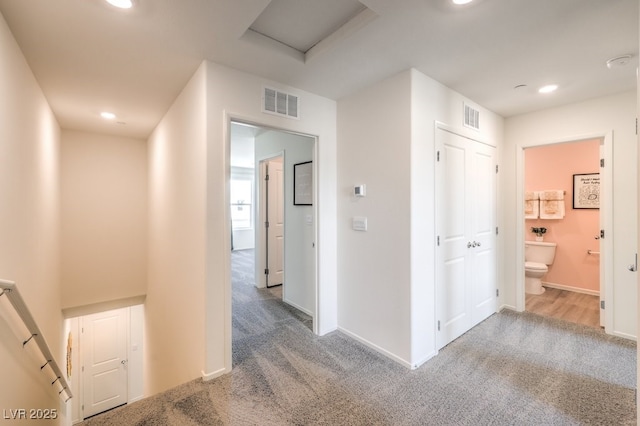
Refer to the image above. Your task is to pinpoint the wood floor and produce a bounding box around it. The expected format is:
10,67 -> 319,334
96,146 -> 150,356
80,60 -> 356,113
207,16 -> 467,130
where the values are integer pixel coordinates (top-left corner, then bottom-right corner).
526,287 -> 601,329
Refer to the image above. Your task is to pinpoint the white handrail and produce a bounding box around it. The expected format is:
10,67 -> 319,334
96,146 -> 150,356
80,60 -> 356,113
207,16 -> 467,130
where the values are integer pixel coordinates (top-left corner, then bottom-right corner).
0,279 -> 72,401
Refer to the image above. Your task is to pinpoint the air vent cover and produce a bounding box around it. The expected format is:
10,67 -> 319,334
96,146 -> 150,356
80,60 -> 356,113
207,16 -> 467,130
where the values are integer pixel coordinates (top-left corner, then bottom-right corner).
464,103 -> 480,130
263,87 -> 299,119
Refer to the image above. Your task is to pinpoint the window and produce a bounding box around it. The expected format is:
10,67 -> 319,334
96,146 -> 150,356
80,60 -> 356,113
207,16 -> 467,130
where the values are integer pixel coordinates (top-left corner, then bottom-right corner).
230,179 -> 252,229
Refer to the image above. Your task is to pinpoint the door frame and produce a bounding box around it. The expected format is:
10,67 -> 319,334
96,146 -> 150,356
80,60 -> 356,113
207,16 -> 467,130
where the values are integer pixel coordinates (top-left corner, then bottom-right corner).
80,307 -> 129,419
225,114 -> 320,352
257,153 -> 285,289
515,132 -> 613,331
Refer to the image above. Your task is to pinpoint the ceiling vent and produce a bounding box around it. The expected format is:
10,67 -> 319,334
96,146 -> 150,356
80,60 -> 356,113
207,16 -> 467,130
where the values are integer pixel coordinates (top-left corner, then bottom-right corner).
263,87 -> 299,119
464,103 -> 480,130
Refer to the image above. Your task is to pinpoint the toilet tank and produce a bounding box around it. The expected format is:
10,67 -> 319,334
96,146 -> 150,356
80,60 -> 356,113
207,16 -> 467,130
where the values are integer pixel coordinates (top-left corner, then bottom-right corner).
525,241 -> 557,265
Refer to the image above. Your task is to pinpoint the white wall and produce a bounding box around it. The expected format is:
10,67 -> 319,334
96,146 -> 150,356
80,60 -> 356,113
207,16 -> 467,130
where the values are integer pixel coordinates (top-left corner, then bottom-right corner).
337,70 -> 413,365
146,63 -> 207,395
337,69 -> 504,368
504,90 -> 637,339
61,130 -> 147,310
203,61 -> 338,379
0,10 -> 67,423
255,130 -> 315,314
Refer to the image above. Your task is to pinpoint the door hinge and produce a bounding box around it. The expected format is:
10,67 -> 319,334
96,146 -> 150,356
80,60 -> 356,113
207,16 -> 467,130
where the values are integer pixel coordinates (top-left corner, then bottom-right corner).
437,151 -> 440,162
636,118 -> 637,135
265,174 -> 270,181
437,236 -> 440,246
600,229 -> 605,239
496,289 -> 499,297
600,158 -> 605,168
264,268 -> 269,275
437,320 -> 441,331
265,221 -> 269,228
601,300 -> 605,310
496,164 -> 499,173
496,227 -> 499,236
82,405 -> 84,412
82,366 -> 84,372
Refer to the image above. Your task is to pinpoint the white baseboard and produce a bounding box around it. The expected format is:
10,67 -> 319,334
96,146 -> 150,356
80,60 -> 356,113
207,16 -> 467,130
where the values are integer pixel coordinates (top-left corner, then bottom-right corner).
282,297 -> 313,317
499,304 -> 519,312
542,281 -> 599,296
337,327 -> 413,369
412,350 -> 438,370
201,367 -> 228,382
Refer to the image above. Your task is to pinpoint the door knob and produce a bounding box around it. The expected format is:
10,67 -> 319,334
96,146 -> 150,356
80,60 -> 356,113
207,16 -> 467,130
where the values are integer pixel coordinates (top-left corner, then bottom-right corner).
467,242 -> 473,248
121,359 -> 128,365
476,242 -> 481,247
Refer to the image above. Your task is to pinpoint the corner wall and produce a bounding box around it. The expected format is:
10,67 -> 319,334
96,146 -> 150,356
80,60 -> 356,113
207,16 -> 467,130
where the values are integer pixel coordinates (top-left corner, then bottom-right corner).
0,9 -> 66,421
337,70 -> 413,365
146,63 -> 207,395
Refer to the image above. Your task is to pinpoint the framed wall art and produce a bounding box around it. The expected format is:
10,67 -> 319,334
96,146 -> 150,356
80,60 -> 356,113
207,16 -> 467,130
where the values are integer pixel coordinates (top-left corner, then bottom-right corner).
293,161 -> 312,206
572,173 -> 600,209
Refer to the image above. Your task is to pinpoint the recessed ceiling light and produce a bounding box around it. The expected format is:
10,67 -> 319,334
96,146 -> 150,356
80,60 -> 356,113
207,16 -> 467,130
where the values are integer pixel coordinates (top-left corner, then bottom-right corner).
101,111 -> 116,120
538,84 -> 558,94
105,0 -> 133,9
452,0 -> 473,4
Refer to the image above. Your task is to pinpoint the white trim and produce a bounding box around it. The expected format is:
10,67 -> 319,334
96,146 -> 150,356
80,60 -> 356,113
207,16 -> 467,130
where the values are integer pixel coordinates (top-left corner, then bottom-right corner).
282,297 -> 313,317
542,282 -> 600,296
201,367 -> 228,382
337,327 -> 414,370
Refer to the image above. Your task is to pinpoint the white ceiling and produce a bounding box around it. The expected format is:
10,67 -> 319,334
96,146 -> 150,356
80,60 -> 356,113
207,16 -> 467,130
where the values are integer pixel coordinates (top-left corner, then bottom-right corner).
0,0 -> 636,139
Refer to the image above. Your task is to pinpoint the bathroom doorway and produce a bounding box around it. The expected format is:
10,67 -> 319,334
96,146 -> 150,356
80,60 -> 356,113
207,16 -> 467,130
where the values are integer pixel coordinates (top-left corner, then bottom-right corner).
523,138 -> 603,329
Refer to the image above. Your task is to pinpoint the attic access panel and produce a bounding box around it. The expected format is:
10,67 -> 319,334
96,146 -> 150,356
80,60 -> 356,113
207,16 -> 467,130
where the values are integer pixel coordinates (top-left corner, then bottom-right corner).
249,0 -> 367,53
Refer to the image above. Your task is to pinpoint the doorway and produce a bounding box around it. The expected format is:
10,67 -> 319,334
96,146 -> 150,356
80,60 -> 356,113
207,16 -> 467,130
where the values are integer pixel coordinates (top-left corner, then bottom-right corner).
229,120 -> 317,331
520,137 -> 608,329
66,305 -> 144,423
259,155 -> 285,289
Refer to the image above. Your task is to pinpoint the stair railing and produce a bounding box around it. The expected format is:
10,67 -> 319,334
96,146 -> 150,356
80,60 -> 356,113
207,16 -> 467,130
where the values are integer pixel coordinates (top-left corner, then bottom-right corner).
0,279 -> 72,402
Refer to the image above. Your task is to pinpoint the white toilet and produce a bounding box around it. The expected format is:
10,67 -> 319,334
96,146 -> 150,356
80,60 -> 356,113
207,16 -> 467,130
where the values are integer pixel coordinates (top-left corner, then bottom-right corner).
525,241 -> 557,295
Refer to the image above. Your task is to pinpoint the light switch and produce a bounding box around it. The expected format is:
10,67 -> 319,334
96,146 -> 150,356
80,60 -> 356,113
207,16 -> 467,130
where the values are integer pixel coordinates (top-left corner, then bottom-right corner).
306,214 -> 313,225
352,216 -> 367,231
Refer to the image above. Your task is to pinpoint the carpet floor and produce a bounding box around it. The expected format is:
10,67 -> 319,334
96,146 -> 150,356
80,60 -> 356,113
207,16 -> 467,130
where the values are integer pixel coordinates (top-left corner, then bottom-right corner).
81,250 -> 636,425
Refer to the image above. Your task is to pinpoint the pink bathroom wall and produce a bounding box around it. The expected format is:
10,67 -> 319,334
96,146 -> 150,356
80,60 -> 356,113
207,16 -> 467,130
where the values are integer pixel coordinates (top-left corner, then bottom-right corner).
525,139 -> 600,293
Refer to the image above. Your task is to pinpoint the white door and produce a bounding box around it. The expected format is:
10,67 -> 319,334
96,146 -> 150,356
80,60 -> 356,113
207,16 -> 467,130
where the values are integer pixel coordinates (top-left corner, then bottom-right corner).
265,158 -> 284,287
82,308 -> 128,418
436,128 -> 497,349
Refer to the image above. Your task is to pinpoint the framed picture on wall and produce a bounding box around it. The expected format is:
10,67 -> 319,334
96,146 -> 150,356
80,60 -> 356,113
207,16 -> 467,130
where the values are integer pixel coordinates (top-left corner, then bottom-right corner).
572,173 -> 600,209
293,161 -> 313,205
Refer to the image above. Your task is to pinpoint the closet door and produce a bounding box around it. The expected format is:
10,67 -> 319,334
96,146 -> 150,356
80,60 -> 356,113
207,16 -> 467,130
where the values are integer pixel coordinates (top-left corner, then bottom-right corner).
435,128 -> 496,350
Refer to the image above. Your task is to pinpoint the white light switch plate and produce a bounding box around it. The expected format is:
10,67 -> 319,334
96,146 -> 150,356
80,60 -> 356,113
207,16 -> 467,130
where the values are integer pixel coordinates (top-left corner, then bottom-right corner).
352,216 -> 367,231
